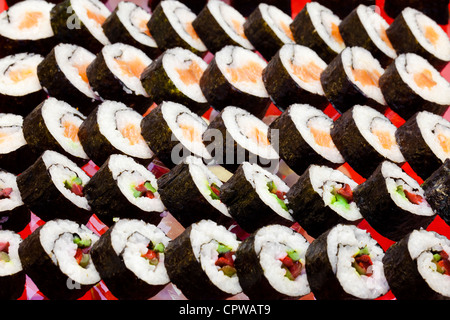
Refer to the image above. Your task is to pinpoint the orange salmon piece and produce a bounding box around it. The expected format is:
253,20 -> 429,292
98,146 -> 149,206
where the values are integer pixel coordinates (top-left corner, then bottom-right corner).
280,21 -> 295,41
184,22 -> 200,40
414,69 -> 437,89
331,22 -> 344,45
232,19 -> 247,39
176,61 -> 203,85
310,127 -> 334,148
380,27 -> 394,49
352,68 -> 381,87
74,64 -> 89,83
9,68 -> 34,83
18,11 -> 43,29
437,132 -> 450,154
179,123 -> 201,142
248,127 -> 269,146
86,9 -> 106,25
139,19 -> 151,37
115,58 -> 146,78
227,61 -> 263,84
120,123 -> 142,145
0,132 -> 8,144
291,61 -> 323,83
373,129 -> 395,150
425,26 -> 439,46
63,121 -> 80,142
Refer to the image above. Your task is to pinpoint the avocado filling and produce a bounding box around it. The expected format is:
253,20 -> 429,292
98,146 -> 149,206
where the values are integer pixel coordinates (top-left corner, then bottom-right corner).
0,187 -> 12,200
267,181 -> 288,211
352,246 -> 373,276
215,242 -> 236,277
0,242 -> 10,262
330,183 -> 353,210
141,241 -> 165,266
395,184 -> 425,205
207,182 -> 221,201
432,250 -> 450,275
73,233 -> 92,268
131,181 -> 156,199
279,249 -> 302,281
64,176 -> 84,196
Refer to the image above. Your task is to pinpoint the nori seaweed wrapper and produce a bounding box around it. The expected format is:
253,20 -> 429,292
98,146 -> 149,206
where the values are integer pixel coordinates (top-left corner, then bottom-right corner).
0,144 -> 39,176
383,231 -> 450,300
0,205 -> 30,233
384,0 -> 449,26
230,0 -> 291,17
0,89 -> 47,118
0,35 -> 57,60
314,0 -> 375,19
353,162 -> 435,241
0,268 -> 25,300
422,159 -> 450,225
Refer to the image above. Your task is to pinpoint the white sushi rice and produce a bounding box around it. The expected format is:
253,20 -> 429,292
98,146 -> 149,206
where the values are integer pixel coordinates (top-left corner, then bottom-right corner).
190,219 -> 242,295
108,154 -> 165,213
216,45 -> 268,98
42,150 -> 91,210
39,219 -> 100,285
395,53 -> 450,106
0,113 -> 27,155
101,43 -> 152,97
206,0 -> 254,50
110,219 -> 171,285
258,3 -> 294,44
352,105 -> 405,163
160,0 -> 207,52
0,0 -> 54,40
0,53 -> 43,96
327,224 -> 390,299
162,47 -> 208,103
416,111 -> 450,163
408,229 -> 450,297
289,104 -> 345,164
0,170 -> 23,212
0,230 -> 22,276
254,224 -> 310,297
402,7 -> 450,62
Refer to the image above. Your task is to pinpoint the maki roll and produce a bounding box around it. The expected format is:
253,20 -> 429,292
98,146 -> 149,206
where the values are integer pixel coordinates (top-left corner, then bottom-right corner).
18,219 -> 100,300
50,0 -> 110,53
422,159 -> 450,226
268,104 -> 345,175
91,219 -> 171,300
165,219 -> 242,300
235,224 -> 310,300
313,0 -> 375,19
200,45 -> 270,119
140,101 -> 211,169
262,44 -> 329,112
192,0 -> 254,54
330,105 -> 405,178
102,1 -> 161,59
22,98 -> 89,166
305,224 -> 389,300
78,100 -> 154,167
157,156 -> 232,228
84,154 -> 165,227
0,53 -> 46,116
37,43 -> 100,115
219,162 -> 294,233
338,4 -> 397,68
289,2 -> 345,64
353,161 -> 436,241
286,165 -> 363,239
0,0 -> 56,58
147,0 -> 207,56
0,230 -> 25,300
0,170 -> 30,233
384,0 -> 449,26
203,106 -> 279,173
86,43 -> 153,114
379,53 -> 450,121
17,150 -> 92,224
395,111 -> 450,180
383,229 -> 450,300
385,7 -> 450,71
140,47 -> 209,116
243,3 -> 295,61
0,113 -> 39,175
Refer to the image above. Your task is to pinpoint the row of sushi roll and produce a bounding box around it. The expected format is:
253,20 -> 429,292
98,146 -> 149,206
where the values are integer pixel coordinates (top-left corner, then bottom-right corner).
0,0 -> 447,301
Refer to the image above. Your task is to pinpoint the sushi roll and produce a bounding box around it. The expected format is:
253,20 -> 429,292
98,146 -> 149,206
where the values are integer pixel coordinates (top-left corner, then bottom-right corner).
330,105 -> 406,178
268,104 -> 345,175
0,230 -> 25,300
219,162 -> 294,233
157,156 -> 232,228
395,111 -> 450,180
230,0 -> 292,17
84,154 -> 165,227
0,53 -> 47,117
338,5 -> 397,68
37,43 -> 100,115
383,229 -> 450,300
192,0 -> 254,54
0,0 -> 56,58
379,53 -> 450,121
17,150 -> 92,224
234,224 -> 310,300
203,106 -> 279,173
50,0 -> 110,53
320,46 -> 387,114
286,165 -> 363,239
200,45 -> 270,119
385,7 -> 450,71
102,1 -> 161,60
140,47 -> 210,116
384,0 -> 449,26
289,2 -> 345,64
147,0 -> 207,56
91,219 -> 171,300
140,101 -> 211,169
86,43 -> 153,114
262,44 -> 329,112
22,98 -> 89,166
0,113 -> 39,175
165,219 -> 242,300
18,219 -> 100,300
305,224 -> 389,300
78,100 -> 154,167
353,161 -> 436,241
243,3 -> 295,61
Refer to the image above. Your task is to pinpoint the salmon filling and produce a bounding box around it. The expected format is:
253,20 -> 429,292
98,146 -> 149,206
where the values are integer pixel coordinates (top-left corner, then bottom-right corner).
231,19 -> 246,39
380,27 -> 394,50
179,123 -> 202,143
184,22 -> 200,41
115,57 -> 146,78
9,68 -> 34,83
86,9 -> 106,26
352,68 -> 381,87
424,26 -> 439,46
227,61 -> 263,84
331,22 -> 344,45
138,19 -> 151,37
176,61 -> 203,85
18,11 -> 43,30
280,21 -> 295,41
310,126 -> 334,148
413,69 -> 437,89
74,63 -> 89,83
63,120 -> 80,143
120,123 -> 143,145
291,61 -> 323,84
